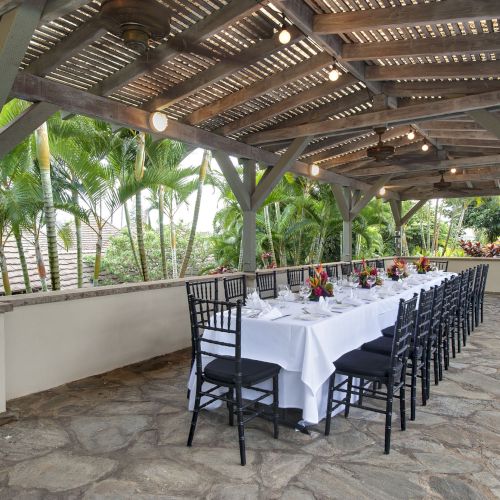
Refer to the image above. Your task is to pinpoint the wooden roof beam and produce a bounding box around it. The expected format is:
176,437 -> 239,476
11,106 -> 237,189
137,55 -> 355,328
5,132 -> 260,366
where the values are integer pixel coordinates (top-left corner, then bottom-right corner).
437,138 -> 500,148
427,130 -> 498,140
342,32 -> 500,61
419,119 -> 489,131
383,80 -> 500,98
313,0 -> 500,35
41,0 -> 90,24
245,88 -> 500,144
97,0 -> 260,97
400,187 -> 500,200
184,52 -> 333,126
0,0 -> 46,108
467,109 -> 500,140
217,74 -> 358,137
366,60 -> 500,81
386,169 -> 500,189
146,28 -> 305,112
274,0 -> 381,94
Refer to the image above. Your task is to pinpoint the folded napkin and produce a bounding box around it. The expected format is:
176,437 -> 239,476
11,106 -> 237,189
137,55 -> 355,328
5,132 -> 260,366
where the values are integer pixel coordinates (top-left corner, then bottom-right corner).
246,291 -> 267,310
305,296 -> 333,316
284,291 -> 296,302
258,304 -> 282,320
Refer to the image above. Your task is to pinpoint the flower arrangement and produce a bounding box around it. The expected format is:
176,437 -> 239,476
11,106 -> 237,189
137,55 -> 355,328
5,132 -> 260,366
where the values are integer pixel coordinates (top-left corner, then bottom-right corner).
355,259 -> 381,288
459,240 -> 500,258
306,264 -> 333,300
415,256 -> 431,274
387,258 -> 409,281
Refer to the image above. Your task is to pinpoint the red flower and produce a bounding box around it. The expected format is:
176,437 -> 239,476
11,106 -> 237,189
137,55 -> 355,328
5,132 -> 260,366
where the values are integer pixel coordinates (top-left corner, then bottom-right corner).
313,286 -> 323,296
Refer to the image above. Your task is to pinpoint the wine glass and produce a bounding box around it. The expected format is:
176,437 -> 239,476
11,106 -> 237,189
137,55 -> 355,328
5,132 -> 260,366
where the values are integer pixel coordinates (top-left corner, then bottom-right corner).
299,284 -> 310,304
367,275 -> 376,288
278,284 -> 289,309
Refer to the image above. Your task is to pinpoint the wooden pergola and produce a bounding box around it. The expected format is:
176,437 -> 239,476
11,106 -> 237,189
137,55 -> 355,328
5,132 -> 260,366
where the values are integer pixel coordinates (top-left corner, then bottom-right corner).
0,0 -> 499,270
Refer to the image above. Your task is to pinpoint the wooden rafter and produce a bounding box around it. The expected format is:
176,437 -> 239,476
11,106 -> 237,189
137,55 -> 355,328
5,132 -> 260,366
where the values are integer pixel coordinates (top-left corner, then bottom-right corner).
313,0 -> 499,35
386,169 -> 500,189
342,33 -> 500,61
383,81 -> 500,98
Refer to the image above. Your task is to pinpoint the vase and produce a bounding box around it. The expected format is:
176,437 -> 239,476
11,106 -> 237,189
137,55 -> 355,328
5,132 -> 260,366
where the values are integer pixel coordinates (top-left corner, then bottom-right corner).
418,270 -> 426,275
391,275 -> 400,281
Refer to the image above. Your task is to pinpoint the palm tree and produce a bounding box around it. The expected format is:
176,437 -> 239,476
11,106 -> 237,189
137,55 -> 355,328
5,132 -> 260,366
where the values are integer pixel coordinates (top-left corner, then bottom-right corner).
179,149 -> 210,278
35,122 -> 60,290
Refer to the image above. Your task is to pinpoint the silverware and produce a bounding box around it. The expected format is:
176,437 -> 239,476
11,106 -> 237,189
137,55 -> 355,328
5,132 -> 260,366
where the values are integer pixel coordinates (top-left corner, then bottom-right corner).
271,314 -> 291,321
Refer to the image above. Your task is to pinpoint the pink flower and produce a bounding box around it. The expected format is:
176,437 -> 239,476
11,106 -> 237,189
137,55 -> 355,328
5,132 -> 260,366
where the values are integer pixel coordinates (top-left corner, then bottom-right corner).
313,286 -> 323,296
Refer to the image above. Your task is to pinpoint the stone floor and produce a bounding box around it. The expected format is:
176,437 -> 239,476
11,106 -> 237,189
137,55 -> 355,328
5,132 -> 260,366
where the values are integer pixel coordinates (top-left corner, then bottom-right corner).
0,295 -> 499,499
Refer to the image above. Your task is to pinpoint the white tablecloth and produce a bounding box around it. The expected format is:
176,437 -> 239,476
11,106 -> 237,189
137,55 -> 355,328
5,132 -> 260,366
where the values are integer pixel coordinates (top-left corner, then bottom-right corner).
188,272 -> 451,424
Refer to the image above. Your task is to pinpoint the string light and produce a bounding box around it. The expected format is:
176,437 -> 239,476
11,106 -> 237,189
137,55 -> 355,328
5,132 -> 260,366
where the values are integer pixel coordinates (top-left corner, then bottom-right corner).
421,142 -> 429,152
310,164 -> 320,176
450,168 -> 457,174
379,187 -> 386,196
149,111 -> 168,132
278,13 -> 291,44
407,128 -> 415,140
328,65 -> 340,81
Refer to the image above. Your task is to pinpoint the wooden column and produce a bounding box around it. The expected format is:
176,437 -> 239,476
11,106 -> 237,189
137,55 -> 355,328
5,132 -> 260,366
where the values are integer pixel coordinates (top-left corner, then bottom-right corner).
242,160 -> 256,272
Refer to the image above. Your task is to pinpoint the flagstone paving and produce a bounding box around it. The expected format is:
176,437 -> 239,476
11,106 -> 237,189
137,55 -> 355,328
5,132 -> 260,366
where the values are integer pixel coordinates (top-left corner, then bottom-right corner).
0,295 -> 499,499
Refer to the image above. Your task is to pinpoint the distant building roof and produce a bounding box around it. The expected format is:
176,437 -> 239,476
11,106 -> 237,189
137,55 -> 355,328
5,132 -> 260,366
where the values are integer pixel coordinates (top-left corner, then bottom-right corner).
0,222 -> 121,294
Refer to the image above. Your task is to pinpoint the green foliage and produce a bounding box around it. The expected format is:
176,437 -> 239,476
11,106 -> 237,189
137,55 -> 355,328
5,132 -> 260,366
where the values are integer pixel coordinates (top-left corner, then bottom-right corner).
87,224 -> 214,284
463,197 -> 500,243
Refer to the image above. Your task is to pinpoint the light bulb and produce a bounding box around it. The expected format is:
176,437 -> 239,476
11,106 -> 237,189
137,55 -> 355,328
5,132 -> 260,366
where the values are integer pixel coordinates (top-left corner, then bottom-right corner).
149,111 -> 168,132
421,143 -> 429,152
407,130 -> 415,140
328,67 -> 340,81
310,164 -> 320,176
450,168 -> 457,174
379,187 -> 386,196
278,28 -> 291,44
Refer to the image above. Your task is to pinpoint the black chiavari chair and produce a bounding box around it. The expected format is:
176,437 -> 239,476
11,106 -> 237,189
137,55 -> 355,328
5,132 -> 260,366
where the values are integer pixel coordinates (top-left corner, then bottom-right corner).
340,263 -> 352,276
286,267 -> 305,292
353,262 -> 363,272
472,265 -> 483,331
366,260 -> 377,268
325,264 -> 339,279
466,267 -> 476,336
325,294 -> 418,454
375,259 -> 385,270
479,264 -> 489,324
224,275 -> 247,304
362,288 -> 434,420
256,271 -> 277,299
427,282 -> 445,394
433,260 -> 449,272
187,296 -> 280,466
455,269 -> 469,351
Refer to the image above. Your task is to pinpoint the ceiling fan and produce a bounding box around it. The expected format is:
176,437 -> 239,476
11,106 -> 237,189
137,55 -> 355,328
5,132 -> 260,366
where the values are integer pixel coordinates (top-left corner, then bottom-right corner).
433,171 -> 452,190
366,127 -> 395,162
98,0 -> 219,59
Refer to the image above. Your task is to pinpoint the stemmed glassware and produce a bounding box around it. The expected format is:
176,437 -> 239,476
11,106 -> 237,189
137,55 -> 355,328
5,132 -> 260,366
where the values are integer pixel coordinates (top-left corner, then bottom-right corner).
299,283 -> 310,304
367,275 -> 376,288
278,284 -> 289,309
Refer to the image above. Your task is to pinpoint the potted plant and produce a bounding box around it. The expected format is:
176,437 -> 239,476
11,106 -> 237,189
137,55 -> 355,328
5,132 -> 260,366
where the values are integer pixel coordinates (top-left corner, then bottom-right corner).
306,264 -> 333,301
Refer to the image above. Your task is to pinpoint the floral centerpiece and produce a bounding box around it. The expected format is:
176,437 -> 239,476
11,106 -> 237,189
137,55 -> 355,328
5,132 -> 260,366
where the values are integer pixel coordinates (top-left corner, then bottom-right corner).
415,256 -> 431,274
355,259 -> 381,288
307,264 -> 333,300
387,258 -> 409,281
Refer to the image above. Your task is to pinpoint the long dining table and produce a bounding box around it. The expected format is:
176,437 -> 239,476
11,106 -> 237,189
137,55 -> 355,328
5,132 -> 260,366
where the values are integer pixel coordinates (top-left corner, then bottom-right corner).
187,271 -> 452,425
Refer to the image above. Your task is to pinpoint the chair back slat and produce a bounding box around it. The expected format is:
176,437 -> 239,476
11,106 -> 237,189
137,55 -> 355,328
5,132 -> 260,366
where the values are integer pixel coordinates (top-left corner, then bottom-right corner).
325,264 -> 339,279
414,287 -> 434,352
391,294 -> 418,380
458,269 -> 469,309
353,262 -> 363,272
433,260 -> 449,272
480,264 -> 489,297
256,271 -> 277,299
186,278 -> 219,302
287,268 -> 305,291
224,275 -> 247,304
430,281 -> 445,338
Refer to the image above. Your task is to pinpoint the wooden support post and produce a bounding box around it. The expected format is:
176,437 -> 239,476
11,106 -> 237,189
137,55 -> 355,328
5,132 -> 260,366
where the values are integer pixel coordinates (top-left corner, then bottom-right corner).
0,0 -> 46,108
242,160 -> 256,273
332,184 -> 353,261
389,200 -> 403,255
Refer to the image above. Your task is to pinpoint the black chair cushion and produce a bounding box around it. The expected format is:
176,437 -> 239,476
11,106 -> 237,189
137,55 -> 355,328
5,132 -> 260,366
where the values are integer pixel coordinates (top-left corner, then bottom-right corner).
334,349 -> 393,380
381,325 -> 395,337
361,336 -> 392,355
205,357 -> 280,385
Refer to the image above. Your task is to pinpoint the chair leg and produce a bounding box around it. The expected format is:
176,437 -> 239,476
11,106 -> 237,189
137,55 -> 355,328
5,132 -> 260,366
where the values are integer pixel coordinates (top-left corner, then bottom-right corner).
272,375 -> 279,439
410,362 -> 417,421
481,300 -> 484,323
325,374 -> 335,436
385,388 -> 394,454
235,387 -> 246,466
187,388 -> 201,447
450,321 -> 456,359
399,383 -> 406,431
227,389 -> 234,427
359,378 -> 364,406
421,363 -> 427,406
344,377 -> 352,419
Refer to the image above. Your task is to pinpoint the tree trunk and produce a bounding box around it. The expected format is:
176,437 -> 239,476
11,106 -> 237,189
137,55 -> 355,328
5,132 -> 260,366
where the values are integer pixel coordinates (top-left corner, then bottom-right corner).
13,226 -> 32,293
34,234 -> 48,292
93,228 -> 102,286
263,205 -> 277,267
158,187 -> 168,279
72,186 -> 83,288
35,122 -> 60,290
170,217 -> 178,278
0,244 -> 11,296
135,190 -> 149,281
451,201 -> 469,252
124,202 -> 140,272
432,199 -> 440,255
180,150 -> 209,278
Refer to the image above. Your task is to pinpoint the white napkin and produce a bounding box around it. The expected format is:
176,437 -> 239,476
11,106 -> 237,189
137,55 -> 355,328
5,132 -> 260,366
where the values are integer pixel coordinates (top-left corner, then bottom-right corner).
284,290 -> 296,302
258,304 -> 282,320
247,291 -> 267,310
305,296 -> 332,316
